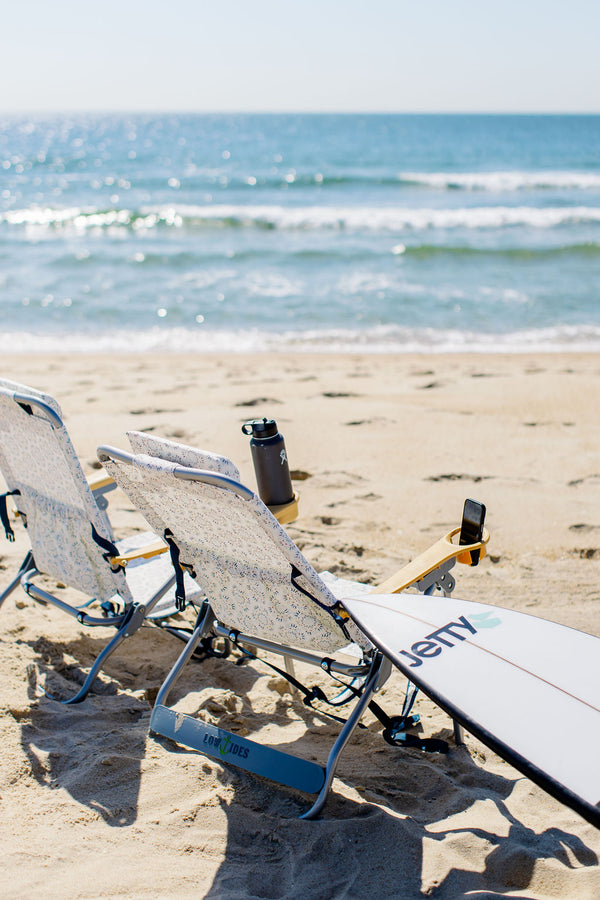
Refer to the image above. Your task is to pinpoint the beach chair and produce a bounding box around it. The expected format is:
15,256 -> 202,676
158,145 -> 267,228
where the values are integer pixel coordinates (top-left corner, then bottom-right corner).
0,380 -> 205,704
98,436 -> 489,818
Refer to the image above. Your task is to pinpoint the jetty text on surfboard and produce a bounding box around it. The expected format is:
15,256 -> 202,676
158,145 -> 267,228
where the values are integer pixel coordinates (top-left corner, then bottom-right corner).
399,616 -> 477,668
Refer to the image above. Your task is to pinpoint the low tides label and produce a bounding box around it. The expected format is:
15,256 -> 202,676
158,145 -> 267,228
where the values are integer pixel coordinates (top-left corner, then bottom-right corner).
204,732 -> 250,760
399,611 -> 501,668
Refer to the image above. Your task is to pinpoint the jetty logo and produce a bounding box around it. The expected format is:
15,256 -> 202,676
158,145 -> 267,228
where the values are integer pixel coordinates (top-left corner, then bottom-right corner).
398,612 -> 501,668
203,732 -> 250,760
469,610 -> 502,629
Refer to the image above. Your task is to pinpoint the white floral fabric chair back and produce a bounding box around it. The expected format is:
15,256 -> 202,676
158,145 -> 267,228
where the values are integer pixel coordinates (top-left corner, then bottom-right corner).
102,444 -> 370,653
127,430 -> 240,478
0,382 -> 131,605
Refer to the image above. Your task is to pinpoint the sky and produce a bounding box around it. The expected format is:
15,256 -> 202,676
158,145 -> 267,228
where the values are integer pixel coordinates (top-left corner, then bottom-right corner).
1,0 -> 599,114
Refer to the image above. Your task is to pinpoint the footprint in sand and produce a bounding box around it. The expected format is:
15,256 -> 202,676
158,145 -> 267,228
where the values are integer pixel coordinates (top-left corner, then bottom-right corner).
322,391 -> 360,399
129,407 -> 183,415
165,428 -> 188,440
334,542 -> 366,558
155,383 -> 193,394
290,469 -> 311,481
427,473 -> 490,484
345,417 -> 393,427
234,397 -> 282,407
570,548 -> 600,559
569,524 -> 600,532
329,561 -> 375,581
318,515 -> 342,526
568,474 -> 600,487
321,471 -> 366,488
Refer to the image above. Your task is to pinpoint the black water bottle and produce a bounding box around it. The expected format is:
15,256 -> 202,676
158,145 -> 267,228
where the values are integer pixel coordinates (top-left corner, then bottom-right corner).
242,418 -> 294,506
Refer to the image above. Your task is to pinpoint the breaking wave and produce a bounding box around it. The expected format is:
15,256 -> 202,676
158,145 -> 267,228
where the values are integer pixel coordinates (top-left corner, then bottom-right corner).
397,171 -> 600,191
4,204 -> 600,233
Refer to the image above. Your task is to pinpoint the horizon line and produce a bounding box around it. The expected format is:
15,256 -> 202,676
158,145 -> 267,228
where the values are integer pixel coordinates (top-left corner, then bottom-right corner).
2,109 -> 600,117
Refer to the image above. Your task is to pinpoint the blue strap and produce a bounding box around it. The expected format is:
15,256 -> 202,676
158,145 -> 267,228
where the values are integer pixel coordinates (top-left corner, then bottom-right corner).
90,523 -> 121,573
399,680 -> 421,728
0,490 -> 20,541
380,679 -> 448,754
163,529 -> 196,612
290,565 -> 351,640
385,732 -> 448,754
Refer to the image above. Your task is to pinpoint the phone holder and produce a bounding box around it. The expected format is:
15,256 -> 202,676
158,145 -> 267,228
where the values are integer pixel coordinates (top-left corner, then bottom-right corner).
373,525 -> 490,597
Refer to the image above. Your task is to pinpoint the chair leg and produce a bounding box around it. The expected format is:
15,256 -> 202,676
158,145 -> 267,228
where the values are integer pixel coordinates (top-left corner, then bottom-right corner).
46,603 -> 148,705
284,655 -> 301,698
0,551 -> 34,609
19,564 -> 181,703
453,719 -> 464,746
300,653 -> 385,820
154,602 -> 215,708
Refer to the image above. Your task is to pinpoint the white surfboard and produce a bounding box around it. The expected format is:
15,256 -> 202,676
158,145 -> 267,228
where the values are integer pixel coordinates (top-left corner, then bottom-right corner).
324,576 -> 600,829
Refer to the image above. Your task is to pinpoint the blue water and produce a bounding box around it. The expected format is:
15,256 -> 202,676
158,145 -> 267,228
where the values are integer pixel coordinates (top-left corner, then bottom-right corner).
2,113 -> 600,352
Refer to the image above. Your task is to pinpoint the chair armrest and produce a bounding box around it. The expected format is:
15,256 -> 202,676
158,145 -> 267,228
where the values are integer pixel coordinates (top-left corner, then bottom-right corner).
88,471 -> 117,497
269,492 -> 299,525
372,526 -> 490,595
109,539 -> 169,568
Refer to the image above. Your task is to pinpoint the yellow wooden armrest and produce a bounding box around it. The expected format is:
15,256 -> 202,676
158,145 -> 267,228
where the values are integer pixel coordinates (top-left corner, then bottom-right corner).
88,471 -> 116,492
269,492 -> 299,525
109,539 -> 169,568
372,526 -> 490,595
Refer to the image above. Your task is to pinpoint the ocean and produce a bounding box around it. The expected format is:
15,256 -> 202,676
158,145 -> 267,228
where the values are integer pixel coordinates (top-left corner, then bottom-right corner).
1,112 -> 600,353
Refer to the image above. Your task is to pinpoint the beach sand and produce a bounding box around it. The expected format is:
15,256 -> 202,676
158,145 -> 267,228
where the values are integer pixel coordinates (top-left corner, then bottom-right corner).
1,351 -> 599,898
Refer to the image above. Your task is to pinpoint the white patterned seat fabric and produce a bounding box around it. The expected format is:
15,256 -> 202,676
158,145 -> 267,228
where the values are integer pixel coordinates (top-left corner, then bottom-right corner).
0,380 -> 201,703
0,381 -> 130,602
101,444 -> 369,652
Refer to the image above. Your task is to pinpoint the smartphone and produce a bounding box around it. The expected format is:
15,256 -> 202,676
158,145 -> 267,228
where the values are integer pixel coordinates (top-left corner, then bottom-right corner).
459,499 -> 486,565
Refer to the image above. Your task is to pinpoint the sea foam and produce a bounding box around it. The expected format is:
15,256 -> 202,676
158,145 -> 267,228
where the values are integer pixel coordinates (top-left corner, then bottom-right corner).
4,204 -> 600,233
3,324 -> 600,355
398,171 -> 600,191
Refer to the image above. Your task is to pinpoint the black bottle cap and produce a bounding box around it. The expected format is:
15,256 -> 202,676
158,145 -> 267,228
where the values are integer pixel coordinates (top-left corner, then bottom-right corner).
241,418 -> 278,439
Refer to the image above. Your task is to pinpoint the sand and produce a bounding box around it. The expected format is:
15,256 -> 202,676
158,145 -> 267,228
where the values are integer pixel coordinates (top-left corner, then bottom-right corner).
1,351 -> 599,899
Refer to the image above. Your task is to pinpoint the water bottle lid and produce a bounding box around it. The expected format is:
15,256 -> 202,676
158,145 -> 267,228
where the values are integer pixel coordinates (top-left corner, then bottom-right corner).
241,418 -> 279,440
